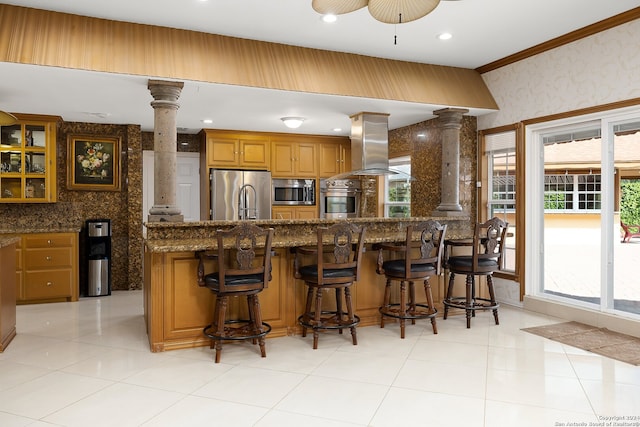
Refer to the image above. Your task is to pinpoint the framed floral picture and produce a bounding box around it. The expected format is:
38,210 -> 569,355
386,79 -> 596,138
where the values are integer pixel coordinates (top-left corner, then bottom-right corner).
67,135 -> 121,191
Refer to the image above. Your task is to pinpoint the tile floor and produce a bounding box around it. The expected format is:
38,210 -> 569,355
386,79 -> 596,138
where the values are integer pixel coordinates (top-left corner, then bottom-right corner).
1,291 -> 639,427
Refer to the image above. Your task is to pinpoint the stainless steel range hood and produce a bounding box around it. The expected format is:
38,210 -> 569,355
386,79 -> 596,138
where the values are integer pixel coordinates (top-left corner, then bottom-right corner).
350,112 -> 391,175
326,112 -> 410,180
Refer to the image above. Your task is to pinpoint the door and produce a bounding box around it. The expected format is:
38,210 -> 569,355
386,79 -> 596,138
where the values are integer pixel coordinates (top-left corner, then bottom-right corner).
527,113 -> 640,318
143,151 -> 200,222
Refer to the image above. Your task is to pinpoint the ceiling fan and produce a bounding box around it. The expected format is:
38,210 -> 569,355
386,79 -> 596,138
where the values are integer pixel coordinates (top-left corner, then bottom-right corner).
312,0 -> 449,24
0,111 -> 17,126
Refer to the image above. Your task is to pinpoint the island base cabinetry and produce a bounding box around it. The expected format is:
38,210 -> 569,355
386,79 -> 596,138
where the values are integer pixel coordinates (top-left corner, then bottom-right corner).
144,248 -> 294,352
143,245 -> 448,352
0,240 -> 17,352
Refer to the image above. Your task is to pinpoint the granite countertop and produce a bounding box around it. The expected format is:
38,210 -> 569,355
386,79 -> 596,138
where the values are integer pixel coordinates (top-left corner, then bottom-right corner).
144,216 -> 472,252
0,236 -> 20,248
0,228 -> 81,234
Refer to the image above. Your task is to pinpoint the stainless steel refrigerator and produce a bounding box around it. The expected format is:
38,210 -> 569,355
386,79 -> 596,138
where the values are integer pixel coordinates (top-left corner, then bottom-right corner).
210,169 -> 272,220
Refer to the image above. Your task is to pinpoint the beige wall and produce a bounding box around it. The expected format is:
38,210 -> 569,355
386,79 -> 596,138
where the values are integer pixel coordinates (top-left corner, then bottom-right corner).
479,19 -> 640,130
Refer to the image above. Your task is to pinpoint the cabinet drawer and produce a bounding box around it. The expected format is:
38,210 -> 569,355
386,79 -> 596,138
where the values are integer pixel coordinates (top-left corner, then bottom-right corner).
24,247 -> 73,269
23,234 -> 74,248
24,270 -> 72,300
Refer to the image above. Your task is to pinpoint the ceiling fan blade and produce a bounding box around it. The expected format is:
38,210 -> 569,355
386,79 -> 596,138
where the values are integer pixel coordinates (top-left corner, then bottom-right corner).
312,0 -> 368,15
0,110 -> 18,126
368,0 -> 441,24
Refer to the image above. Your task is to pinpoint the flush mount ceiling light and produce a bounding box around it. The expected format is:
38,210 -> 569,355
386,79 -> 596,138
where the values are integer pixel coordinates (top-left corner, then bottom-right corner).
312,0 -> 441,24
281,117 -> 305,129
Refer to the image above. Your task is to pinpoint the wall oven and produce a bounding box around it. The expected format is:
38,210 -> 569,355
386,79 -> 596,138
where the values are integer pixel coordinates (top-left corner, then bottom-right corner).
320,178 -> 361,219
272,178 -> 316,206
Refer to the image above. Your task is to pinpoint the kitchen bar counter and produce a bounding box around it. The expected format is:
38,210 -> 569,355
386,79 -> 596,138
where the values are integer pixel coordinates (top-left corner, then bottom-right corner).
144,217 -> 471,251
143,216 -> 471,352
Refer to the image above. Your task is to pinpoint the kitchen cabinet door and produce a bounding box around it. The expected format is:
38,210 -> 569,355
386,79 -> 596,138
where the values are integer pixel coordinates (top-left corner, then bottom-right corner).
319,142 -> 351,177
270,141 -> 317,177
204,133 -> 270,169
0,114 -> 58,203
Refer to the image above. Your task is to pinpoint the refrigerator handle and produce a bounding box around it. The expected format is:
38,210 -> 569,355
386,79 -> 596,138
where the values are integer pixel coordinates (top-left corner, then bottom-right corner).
239,183 -> 258,220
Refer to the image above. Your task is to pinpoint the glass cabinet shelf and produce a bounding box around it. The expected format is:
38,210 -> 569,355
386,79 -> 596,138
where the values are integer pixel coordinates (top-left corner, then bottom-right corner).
0,114 -> 57,203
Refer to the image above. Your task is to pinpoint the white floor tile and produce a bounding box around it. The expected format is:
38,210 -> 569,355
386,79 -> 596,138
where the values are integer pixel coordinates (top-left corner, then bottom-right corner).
4,290 -> 630,425
486,369 -> 594,413
142,395 -> 267,427
484,399 -> 597,427
42,382 -> 184,427
256,409 -> 364,426
370,387 -> 485,427
393,358 -> 487,398
193,365 -> 306,408
312,350 -> 405,385
0,360 -> 52,391
123,356 -> 233,393
275,375 -> 388,425
0,371 -> 113,419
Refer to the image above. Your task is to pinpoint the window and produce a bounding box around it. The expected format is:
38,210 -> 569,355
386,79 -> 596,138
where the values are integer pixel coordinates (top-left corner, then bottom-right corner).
481,129 -> 517,274
543,173 -> 601,212
384,156 -> 411,218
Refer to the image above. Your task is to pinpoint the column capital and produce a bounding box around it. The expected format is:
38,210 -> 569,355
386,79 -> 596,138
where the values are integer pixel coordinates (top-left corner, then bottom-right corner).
148,80 -> 184,103
433,108 -> 469,129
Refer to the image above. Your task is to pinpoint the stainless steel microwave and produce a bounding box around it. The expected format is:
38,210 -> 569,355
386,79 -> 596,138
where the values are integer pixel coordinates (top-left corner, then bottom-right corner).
272,178 -> 316,206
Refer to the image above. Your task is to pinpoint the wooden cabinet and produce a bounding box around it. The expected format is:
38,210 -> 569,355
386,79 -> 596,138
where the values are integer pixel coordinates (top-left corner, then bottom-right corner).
319,142 -> 351,177
144,247 -> 293,352
271,141 -> 317,177
0,114 -> 58,203
0,238 -> 17,352
17,232 -> 79,304
272,206 -> 318,220
202,131 -> 270,169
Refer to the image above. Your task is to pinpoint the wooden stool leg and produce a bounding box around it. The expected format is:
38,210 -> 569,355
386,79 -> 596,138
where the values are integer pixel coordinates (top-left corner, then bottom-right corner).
302,285 -> 313,338
487,275 -> 500,325
444,273 -> 455,319
465,274 -> 473,329
335,288 -> 344,334
381,279 -> 392,329
409,281 -> 416,325
344,286 -> 357,346
313,287 -> 323,350
399,280 -> 407,339
424,278 -> 438,334
215,295 -> 228,363
250,294 -> 267,358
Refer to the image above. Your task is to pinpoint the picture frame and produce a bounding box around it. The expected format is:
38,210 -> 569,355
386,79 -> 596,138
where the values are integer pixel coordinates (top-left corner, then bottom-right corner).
67,135 -> 121,191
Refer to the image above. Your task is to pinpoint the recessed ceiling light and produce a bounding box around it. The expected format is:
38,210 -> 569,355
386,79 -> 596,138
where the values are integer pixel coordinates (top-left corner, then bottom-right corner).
332,128 -> 342,132
322,14 -> 337,23
437,32 -> 453,41
202,119 -> 213,124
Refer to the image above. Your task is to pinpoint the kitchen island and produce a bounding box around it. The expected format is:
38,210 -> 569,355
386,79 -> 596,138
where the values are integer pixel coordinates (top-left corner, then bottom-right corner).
0,236 -> 19,352
143,217 -> 471,352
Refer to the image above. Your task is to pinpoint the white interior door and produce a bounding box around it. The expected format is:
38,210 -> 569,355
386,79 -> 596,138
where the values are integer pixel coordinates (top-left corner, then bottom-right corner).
143,151 -> 200,222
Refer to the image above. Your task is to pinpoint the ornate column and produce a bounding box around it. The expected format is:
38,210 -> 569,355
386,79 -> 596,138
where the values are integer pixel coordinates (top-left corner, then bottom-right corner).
147,80 -> 184,222
433,108 -> 468,216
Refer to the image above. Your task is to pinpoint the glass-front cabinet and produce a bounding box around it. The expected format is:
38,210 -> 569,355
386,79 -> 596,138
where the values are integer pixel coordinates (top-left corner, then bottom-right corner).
0,114 -> 58,203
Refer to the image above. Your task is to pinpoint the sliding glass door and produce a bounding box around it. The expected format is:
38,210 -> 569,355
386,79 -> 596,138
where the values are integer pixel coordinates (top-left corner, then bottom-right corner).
528,111 -> 640,318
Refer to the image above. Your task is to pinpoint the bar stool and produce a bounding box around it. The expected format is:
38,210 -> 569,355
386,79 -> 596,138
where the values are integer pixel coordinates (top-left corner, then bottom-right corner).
295,222 -> 366,349
197,223 -> 274,363
443,217 -> 508,328
375,220 -> 447,338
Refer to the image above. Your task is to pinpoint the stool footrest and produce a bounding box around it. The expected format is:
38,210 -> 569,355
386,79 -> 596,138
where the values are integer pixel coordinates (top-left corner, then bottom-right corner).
298,311 -> 360,331
443,297 -> 499,311
203,319 -> 272,342
379,303 -> 437,320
